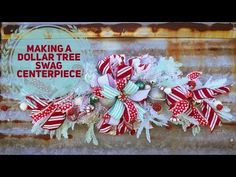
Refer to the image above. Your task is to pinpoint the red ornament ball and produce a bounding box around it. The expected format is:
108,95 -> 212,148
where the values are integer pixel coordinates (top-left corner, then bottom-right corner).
1,105 -> 9,111
187,80 -> 196,89
216,104 -> 224,111
130,129 -> 136,135
166,124 -> 172,129
67,108 -> 75,116
152,102 -> 162,112
187,91 -> 193,98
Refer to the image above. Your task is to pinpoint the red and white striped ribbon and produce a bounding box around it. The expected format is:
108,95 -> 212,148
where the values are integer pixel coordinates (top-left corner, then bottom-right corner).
116,64 -> 133,80
166,85 -> 230,131
193,86 -> 230,100
201,100 -> 221,132
166,86 -> 187,105
26,95 -> 49,111
41,110 -> 66,130
97,54 -> 125,75
97,56 -> 113,75
97,54 -> 151,82
25,94 -> 74,131
97,114 -> 134,135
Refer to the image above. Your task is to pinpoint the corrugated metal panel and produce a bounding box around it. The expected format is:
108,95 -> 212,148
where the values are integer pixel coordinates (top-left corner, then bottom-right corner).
1,22 -> 236,154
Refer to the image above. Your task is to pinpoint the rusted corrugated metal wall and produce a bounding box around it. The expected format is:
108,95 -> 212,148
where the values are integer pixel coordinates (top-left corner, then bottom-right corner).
1,22 -> 236,154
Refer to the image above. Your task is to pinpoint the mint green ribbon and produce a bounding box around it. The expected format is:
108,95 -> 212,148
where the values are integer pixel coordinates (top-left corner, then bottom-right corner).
101,81 -> 147,123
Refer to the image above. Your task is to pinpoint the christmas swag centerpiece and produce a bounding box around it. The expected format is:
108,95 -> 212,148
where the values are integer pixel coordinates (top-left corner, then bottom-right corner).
19,54 -> 234,144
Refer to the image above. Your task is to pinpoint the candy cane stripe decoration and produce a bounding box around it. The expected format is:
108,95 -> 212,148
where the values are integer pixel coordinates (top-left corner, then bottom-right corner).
97,57 -> 112,75
116,65 -> 133,80
201,101 -> 221,132
171,87 -> 187,100
165,70 -> 231,132
214,86 -> 231,95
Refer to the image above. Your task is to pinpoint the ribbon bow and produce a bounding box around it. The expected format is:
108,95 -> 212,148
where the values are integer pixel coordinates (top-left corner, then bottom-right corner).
24,93 -> 75,130
165,71 -> 230,132
94,54 -> 150,135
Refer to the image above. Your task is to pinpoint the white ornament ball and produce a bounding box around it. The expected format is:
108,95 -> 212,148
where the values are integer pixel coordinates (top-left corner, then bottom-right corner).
99,98 -> 115,108
149,87 -> 166,101
86,105 -> 95,113
145,84 -> 151,90
74,97 -> 83,106
164,87 -> 172,95
195,100 -> 203,104
19,102 -> 28,111
159,86 -> 164,91
150,79 -> 156,85
214,100 -> 222,107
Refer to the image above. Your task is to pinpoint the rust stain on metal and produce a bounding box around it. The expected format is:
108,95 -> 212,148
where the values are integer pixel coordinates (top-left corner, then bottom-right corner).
0,133 -> 73,140
166,40 -> 181,59
77,23 -> 105,34
77,23 -> 142,33
2,23 -> 236,39
222,121 -> 236,125
0,120 -> 29,124
233,43 -> 236,78
2,24 -> 19,35
110,23 -> 142,33
149,22 -> 233,32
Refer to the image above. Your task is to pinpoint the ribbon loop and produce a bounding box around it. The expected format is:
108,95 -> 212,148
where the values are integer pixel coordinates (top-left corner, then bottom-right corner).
101,85 -> 120,99
123,81 -> 139,95
108,100 -> 125,125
